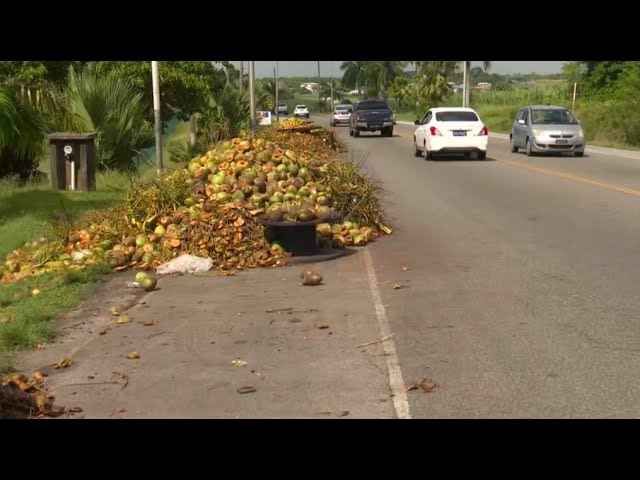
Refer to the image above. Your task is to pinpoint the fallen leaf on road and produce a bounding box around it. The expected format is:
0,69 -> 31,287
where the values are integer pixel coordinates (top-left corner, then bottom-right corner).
142,320 -> 156,326
114,408 -> 127,415
110,307 -> 120,316
69,407 -> 83,413
35,393 -> 50,411
266,307 -> 293,313
53,358 -> 72,369
126,352 -> 140,359
113,371 -> 130,390
402,267 -> 409,271
117,315 -> 130,324
231,359 -> 247,367
356,333 -> 395,349
419,378 -> 438,393
33,371 -> 44,382
393,284 -> 407,290
339,410 -> 350,417
237,386 -> 257,394
315,323 -> 330,329
99,327 -> 110,335
406,383 -> 419,392
17,380 -> 31,392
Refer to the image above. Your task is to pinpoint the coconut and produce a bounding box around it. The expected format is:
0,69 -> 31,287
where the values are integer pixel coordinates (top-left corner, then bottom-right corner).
141,276 -> 158,292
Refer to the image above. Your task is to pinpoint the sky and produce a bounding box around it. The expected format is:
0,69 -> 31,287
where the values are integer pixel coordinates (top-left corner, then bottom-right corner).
238,61 -> 567,79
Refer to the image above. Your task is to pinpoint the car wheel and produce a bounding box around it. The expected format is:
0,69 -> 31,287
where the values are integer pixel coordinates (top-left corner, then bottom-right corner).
349,128 -> 353,137
306,114 -> 309,118
354,130 -> 360,138
510,135 -> 518,153
574,152 -> 584,157
526,138 -> 533,157
414,139 -> 422,157
424,142 -> 433,160
478,151 -> 487,160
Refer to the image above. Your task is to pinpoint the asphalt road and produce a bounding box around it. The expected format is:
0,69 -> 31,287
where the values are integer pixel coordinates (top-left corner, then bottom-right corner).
314,114 -> 640,418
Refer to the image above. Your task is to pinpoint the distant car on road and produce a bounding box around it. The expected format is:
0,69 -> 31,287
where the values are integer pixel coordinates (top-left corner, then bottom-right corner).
349,100 -> 394,137
510,105 -> 585,157
276,103 -> 288,116
413,107 -> 488,160
330,104 -> 352,127
293,105 -> 310,118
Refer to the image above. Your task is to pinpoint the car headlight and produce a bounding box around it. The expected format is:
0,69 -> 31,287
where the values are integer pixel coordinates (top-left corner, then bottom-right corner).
532,129 -> 545,138
577,128 -> 584,137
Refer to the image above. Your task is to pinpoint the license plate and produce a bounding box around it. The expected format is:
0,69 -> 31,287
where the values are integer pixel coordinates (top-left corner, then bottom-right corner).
371,124 -> 382,129
453,131 -> 466,136
556,139 -> 568,144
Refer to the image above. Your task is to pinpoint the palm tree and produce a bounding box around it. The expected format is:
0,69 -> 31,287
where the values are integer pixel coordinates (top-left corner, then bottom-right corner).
340,61 -> 368,97
462,61 -> 492,107
0,87 -> 47,180
411,62 -> 459,114
361,61 -> 403,101
62,65 -> 155,171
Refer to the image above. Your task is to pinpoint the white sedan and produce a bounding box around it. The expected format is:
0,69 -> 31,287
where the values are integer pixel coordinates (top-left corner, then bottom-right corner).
413,107 -> 488,160
293,105 -> 310,118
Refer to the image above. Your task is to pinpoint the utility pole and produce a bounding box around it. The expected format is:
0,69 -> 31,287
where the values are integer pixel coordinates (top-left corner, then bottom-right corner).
239,61 -> 244,94
317,61 -> 321,109
462,60 -> 467,108
330,61 -> 334,111
249,61 -> 256,138
275,61 -> 280,123
151,61 -> 163,176
572,82 -> 578,113
462,61 -> 471,108
330,76 -> 334,111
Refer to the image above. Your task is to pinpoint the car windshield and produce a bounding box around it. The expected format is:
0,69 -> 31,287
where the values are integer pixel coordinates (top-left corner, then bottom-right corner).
296,105 -> 307,109
531,108 -> 578,125
356,101 -> 389,110
336,106 -> 351,112
435,111 -> 479,122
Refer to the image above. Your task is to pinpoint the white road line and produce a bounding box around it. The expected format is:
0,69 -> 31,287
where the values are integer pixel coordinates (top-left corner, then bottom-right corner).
363,248 -> 412,419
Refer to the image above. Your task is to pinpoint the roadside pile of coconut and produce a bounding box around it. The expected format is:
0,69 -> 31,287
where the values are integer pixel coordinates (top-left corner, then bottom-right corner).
1,133 -> 390,282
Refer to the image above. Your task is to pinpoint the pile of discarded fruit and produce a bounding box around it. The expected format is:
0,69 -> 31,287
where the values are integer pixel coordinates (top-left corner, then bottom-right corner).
1,131 -> 390,282
0,372 -> 66,419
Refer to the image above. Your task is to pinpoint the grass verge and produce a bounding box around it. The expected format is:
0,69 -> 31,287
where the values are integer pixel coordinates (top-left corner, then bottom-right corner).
0,120 -> 190,372
0,263 -> 112,372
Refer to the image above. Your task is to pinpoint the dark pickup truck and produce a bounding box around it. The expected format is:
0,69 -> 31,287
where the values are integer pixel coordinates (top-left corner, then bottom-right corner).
349,100 -> 394,137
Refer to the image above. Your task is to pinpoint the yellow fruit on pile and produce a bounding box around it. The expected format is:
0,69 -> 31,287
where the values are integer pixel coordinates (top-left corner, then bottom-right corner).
279,117 -> 308,129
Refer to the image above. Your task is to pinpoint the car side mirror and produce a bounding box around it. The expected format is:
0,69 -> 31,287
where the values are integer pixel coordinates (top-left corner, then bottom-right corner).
414,120 -> 420,125
518,119 -> 525,125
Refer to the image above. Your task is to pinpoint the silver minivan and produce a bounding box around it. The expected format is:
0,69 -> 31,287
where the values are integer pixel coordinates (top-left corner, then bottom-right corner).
510,105 -> 586,157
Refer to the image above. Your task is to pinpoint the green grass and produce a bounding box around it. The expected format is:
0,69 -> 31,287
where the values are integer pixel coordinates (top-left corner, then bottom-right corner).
0,177 -> 125,259
0,119 -> 191,372
0,263 -> 112,372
